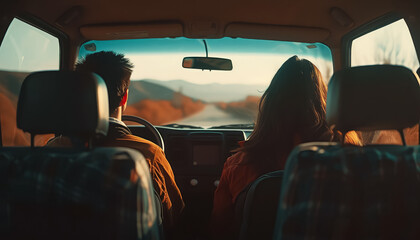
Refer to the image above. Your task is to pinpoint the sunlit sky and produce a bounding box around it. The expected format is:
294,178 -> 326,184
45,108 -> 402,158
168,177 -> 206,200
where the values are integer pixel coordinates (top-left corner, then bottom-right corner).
109,53 -> 333,85
352,19 -> 419,71
0,18 -> 59,71
0,18 -> 419,86
78,38 -> 334,85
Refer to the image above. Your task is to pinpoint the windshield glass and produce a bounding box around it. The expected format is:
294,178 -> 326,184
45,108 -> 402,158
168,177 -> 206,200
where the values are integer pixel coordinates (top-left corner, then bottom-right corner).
79,38 -> 333,128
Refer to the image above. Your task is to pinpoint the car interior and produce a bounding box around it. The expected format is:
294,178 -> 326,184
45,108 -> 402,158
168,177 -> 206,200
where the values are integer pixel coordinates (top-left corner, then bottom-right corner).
0,0 -> 419,239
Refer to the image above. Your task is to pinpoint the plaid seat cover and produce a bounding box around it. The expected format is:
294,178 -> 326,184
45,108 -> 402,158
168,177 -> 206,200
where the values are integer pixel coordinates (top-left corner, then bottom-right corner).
274,142 -> 420,240
0,147 -> 160,240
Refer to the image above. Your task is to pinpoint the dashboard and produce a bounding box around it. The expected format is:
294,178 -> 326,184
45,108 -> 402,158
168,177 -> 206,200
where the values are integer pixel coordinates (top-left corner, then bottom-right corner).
128,125 -> 252,235
129,125 -> 251,190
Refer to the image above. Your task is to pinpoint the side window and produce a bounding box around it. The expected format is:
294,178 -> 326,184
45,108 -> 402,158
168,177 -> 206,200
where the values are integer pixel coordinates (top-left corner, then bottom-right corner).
351,19 -> 419,71
0,18 -> 59,146
351,19 -> 419,145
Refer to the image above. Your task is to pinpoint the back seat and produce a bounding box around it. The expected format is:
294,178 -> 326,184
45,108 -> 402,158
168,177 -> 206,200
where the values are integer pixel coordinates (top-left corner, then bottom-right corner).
0,71 -> 161,240
273,65 -> 420,240
234,170 -> 284,240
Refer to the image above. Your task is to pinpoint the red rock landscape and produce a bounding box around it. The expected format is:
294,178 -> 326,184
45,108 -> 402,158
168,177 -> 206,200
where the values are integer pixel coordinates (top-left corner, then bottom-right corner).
125,94 -> 205,125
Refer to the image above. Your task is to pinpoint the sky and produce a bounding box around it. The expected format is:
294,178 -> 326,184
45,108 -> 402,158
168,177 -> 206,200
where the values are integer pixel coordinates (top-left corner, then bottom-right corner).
116,53 -> 332,85
351,19 -> 419,71
78,37 -> 334,85
0,18 -> 418,86
0,18 -> 59,72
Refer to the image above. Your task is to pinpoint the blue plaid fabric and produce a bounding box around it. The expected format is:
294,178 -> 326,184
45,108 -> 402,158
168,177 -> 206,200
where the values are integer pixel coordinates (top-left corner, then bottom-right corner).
274,142 -> 420,240
0,147 -> 160,240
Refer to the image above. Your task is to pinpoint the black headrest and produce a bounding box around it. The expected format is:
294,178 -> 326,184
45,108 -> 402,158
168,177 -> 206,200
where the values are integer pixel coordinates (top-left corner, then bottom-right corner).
17,71 -> 109,137
326,65 -> 420,132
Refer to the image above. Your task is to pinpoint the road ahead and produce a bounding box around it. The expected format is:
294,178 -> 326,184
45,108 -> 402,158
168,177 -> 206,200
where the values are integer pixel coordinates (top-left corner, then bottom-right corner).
175,104 -> 250,128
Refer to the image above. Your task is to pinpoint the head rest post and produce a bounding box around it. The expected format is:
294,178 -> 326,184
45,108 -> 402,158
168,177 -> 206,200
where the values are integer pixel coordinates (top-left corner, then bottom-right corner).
397,129 -> 407,146
30,134 -> 35,148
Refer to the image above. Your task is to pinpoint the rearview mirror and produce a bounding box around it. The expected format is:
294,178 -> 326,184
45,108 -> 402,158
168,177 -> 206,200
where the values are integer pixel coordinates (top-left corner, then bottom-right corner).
182,57 -> 233,71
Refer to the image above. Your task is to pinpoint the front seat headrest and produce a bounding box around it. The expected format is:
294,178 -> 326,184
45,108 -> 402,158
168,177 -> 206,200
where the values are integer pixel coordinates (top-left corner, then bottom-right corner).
326,65 -> 420,132
17,71 -> 109,137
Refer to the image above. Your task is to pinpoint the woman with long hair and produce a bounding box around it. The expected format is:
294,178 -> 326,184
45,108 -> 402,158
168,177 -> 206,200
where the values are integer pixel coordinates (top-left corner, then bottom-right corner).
211,56 -> 360,237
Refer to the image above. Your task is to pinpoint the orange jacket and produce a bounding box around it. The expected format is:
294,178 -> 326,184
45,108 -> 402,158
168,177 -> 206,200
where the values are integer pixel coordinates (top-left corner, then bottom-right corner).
100,135 -> 185,228
211,150 -> 262,238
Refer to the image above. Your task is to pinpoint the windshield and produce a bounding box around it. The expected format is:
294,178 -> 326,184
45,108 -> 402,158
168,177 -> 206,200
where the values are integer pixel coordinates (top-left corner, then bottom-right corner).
79,38 -> 333,128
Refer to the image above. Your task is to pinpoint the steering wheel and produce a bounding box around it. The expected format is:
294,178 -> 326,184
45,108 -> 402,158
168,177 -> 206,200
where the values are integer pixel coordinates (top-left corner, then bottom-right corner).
122,115 -> 165,152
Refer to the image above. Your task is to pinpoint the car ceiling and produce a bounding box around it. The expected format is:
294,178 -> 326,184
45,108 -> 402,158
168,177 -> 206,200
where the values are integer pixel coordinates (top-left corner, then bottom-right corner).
1,0 -> 420,66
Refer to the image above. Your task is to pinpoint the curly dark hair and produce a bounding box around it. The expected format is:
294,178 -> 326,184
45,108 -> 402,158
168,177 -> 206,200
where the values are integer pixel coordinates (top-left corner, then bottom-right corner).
75,51 -> 134,115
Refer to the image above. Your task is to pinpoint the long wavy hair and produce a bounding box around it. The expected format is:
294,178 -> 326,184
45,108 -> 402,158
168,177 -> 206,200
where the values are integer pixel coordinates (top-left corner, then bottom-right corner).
239,56 -> 358,171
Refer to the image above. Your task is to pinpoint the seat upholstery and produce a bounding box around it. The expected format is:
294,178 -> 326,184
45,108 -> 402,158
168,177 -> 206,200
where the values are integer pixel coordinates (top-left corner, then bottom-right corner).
0,71 -> 161,239
274,65 -> 420,240
234,170 -> 284,240
0,147 -> 160,240
274,142 -> 420,240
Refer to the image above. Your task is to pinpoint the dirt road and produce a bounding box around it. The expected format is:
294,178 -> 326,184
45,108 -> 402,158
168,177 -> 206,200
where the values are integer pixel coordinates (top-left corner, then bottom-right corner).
175,104 -> 250,128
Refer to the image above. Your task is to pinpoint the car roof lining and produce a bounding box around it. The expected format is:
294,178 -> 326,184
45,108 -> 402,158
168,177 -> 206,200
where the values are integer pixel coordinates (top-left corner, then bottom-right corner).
5,0 -> 419,41
80,22 -> 331,43
225,23 -> 330,42
80,23 -> 184,40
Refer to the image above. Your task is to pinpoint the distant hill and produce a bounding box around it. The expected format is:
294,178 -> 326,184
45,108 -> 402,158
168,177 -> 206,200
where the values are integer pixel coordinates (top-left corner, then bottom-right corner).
0,71 -> 205,141
125,95 -> 205,125
126,80 -> 206,125
0,73 -> 178,105
0,73 -> 264,104
135,79 -> 266,103
128,80 -> 178,104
